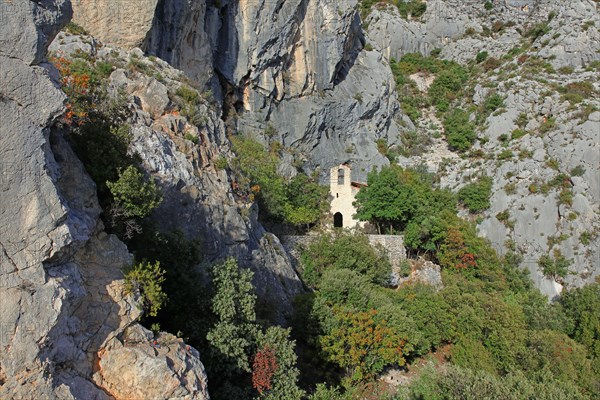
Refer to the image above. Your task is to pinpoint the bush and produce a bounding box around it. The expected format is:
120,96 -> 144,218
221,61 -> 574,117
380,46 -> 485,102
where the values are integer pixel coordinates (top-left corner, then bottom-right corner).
526,22 -> 551,42
230,136 -> 327,228
300,232 -> 392,288
429,66 -> 469,111
107,165 -> 162,219
538,252 -> 571,280
476,51 -> 489,63
483,93 -> 505,113
124,260 -> 167,317
443,109 -> 477,152
458,176 -> 493,213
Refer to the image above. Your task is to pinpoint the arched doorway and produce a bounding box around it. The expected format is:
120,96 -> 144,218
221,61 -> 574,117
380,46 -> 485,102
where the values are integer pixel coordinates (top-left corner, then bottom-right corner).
333,212 -> 343,228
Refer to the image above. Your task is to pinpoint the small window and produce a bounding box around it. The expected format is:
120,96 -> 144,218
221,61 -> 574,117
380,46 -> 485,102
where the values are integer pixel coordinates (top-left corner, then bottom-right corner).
336,193 -> 339,198
337,168 -> 345,185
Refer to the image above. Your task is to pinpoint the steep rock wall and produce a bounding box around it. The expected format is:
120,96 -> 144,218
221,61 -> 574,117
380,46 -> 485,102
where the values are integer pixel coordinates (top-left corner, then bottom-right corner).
0,1 -> 209,398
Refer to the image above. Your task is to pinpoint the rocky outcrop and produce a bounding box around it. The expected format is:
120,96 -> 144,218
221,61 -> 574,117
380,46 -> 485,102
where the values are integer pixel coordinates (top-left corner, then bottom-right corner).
0,1 -> 209,398
49,32 -> 305,323
208,0 -> 404,182
365,0 -> 599,69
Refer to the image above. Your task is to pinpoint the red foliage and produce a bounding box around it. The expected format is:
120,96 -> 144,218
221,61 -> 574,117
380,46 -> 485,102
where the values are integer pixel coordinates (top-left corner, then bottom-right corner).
456,253 -> 477,269
252,345 -> 278,394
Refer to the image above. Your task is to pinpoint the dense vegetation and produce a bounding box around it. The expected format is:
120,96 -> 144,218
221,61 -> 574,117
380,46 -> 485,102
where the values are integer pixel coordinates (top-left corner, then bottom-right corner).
292,233 -> 599,399
52,44 -> 599,400
229,134 -> 329,230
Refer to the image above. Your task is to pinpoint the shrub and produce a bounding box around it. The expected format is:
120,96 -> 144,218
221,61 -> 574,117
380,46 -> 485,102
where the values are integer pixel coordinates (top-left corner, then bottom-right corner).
570,165 -> 586,177
124,260 -> 167,317
511,128 -> 528,140
526,22 -> 550,42
400,130 -> 432,157
458,176 -> 493,213
483,93 -> 505,113
320,308 -> 407,381
498,149 -> 514,160
484,1 -> 493,10
483,57 -> 501,71
429,66 -> 469,111
443,109 -> 477,152
107,165 -> 163,219
300,232 -> 391,288
538,251 -> 571,280
476,51 -> 489,63
214,156 -> 228,170
184,133 -> 199,144
496,210 -> 510,222
63,21 -> 88,35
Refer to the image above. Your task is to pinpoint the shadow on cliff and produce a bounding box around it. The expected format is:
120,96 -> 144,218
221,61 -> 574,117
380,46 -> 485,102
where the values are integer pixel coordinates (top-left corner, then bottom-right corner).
138,178 -> 306,326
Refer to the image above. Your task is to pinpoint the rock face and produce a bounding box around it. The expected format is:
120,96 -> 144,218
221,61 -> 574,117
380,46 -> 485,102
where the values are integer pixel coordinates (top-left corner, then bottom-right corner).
69,0 -> 407,183
71,0 -> 159,49
48,30 -> 305,323
207,0 -> 403,182
0,1 -> 209,399
393,0 -> 600,298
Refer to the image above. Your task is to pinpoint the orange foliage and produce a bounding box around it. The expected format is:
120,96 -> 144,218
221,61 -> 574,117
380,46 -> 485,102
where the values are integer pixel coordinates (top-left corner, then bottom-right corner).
438,226 -> 477,269
49,55 -> 91,125
252,345 -> 278,394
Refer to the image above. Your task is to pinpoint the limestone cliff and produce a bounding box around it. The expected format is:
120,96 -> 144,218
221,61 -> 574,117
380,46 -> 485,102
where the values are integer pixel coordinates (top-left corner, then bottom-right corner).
0,1 -> 209,398
382,0 -> 600,297
71,0 -> 408,183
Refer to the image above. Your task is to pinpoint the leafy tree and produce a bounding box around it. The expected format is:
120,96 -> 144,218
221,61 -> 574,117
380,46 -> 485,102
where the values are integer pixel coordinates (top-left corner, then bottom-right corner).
522,330 -> 596,392
206,258 -> 304,399
321,307 -> 407,382
255,327 -> 305,400
230,135 -> 327,228
283,174 -> 329,228
107,165 -> 162,218
252,345 -> 278,395
538,251 -> 571,281
354,165 -> 429,233
300,232 -> 391,287
207,258 -> 258,375
429,66 -> 469,111
409,365 -> 592,400
123,260 -> 167,317
561,283 -> 600,363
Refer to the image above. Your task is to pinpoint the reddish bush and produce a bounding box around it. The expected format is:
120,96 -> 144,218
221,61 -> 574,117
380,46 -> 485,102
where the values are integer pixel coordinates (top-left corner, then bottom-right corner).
252,345 -> 278,394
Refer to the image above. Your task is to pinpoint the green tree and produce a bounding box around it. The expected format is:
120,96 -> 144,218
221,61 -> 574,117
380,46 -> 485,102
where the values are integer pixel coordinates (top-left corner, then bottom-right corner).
300,232 -> 391,287
207,258 -> 258,374
561,283 -> 600,364
206,258 -> 304,399
255,327 -> 305,400
107,165 -> 162,218
123,260 -> 167,317
354,165 -> 427,233
458,176 -> 493,213
283,174 -> 329,228
321,307 -> 407,382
